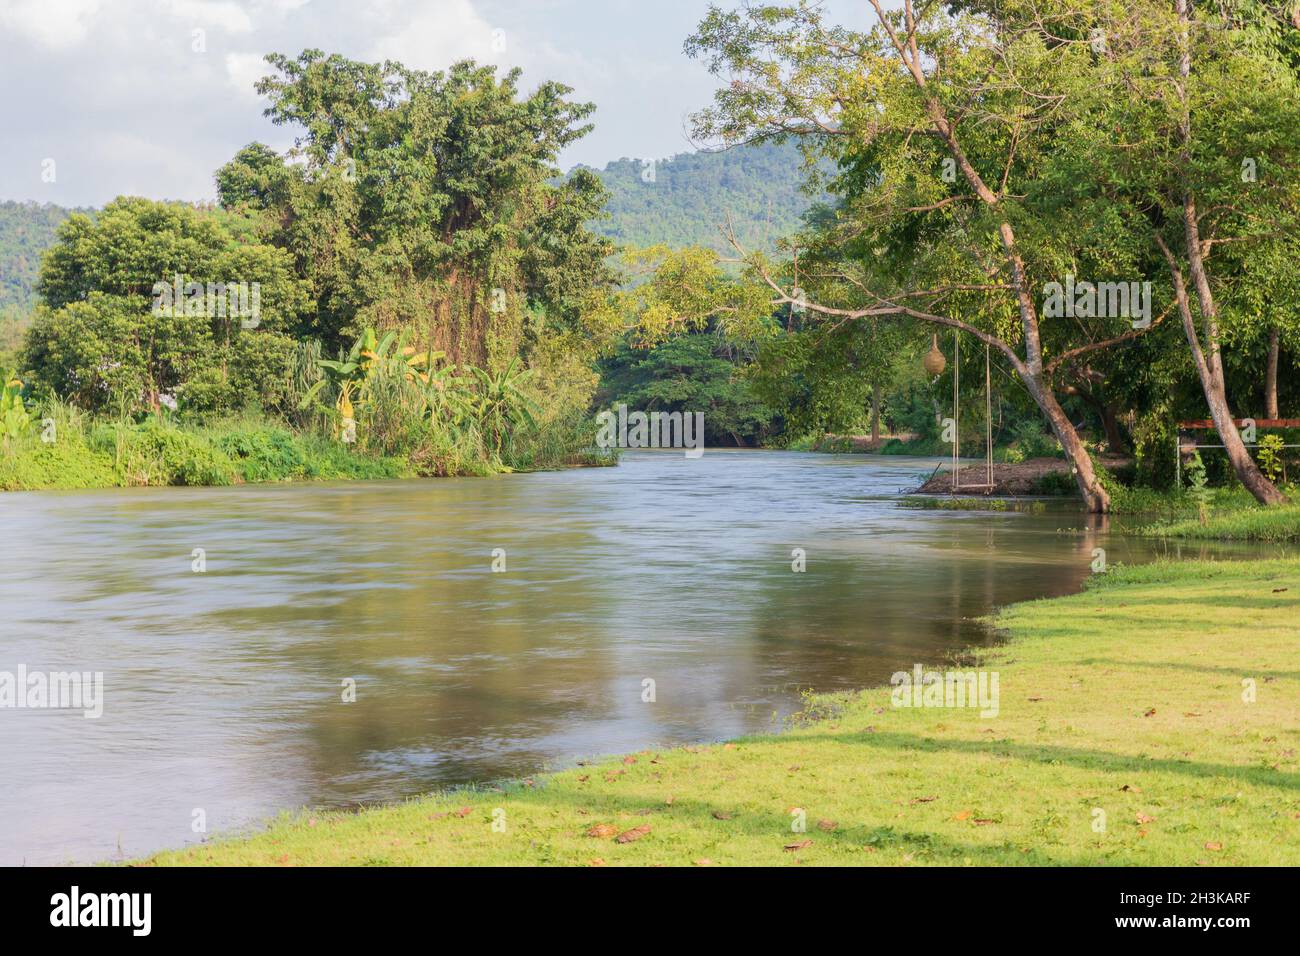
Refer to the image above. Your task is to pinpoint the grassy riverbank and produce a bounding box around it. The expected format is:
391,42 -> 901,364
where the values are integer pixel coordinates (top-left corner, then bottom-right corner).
1142,504 -> 1300,542
142,557 -> 1300,866
0,406 -> 612,491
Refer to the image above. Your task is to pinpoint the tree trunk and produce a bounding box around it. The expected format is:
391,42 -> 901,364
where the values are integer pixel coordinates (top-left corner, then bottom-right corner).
1180,207 -> 1284,504
1266,326 -> 1280,419
1021,371 -> 1110,512
1100,403 -> 1126,456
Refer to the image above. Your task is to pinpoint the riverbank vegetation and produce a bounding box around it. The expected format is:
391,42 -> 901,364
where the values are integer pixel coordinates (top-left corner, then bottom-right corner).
141,557 -> 1300,866
1,54 -> 622,489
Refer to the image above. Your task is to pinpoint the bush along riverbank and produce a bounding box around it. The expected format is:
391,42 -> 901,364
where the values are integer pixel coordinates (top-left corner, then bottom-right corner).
1,342 -> 615,493
0,409 -> 613,492
140,557 -> 1300,866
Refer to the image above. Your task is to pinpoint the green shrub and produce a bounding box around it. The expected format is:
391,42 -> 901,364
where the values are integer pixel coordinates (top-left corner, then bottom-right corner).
214,425 -> 307,482
1133,414 -> 1177,490
0,432 -> 117,490
1032,470 -> 1076,496
90,421 -> 235,486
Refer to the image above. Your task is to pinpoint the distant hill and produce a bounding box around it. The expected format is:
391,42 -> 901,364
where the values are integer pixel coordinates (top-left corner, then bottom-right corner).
0,201 -> 88,314
575,140 -> 829,255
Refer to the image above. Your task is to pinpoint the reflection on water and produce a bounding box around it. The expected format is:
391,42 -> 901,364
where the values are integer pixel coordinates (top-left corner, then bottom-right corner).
0,450 -> 1287,864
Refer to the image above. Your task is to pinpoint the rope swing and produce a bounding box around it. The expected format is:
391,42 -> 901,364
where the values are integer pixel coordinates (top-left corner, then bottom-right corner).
925,330 -> 994,493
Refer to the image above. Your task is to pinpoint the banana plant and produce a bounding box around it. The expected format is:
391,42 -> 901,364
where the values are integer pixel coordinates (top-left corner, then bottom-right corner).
1,370 -> 33,447
298,328 -> 458,442
464,357 -> 540,454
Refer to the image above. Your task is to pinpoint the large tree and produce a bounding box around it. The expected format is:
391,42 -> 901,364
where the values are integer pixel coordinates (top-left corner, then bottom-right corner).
26,197 -> 306,414
217,51 -> 615,367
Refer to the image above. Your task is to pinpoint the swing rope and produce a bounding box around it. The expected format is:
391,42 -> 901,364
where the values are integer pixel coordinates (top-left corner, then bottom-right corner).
949,332 -> 995,493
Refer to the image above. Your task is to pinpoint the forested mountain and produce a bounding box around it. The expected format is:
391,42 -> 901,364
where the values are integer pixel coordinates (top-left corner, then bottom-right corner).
578,140 -> 828,255
0,201 -> 89,312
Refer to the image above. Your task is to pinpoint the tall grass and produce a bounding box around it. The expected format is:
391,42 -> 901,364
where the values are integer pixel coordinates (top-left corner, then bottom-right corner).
1141,502 -> 1300,541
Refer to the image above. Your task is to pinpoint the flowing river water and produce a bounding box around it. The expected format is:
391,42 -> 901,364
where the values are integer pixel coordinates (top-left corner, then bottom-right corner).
0,450 -> 1287,865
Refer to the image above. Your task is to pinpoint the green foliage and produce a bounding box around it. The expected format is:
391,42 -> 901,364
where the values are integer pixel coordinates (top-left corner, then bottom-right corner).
681,0 -> 1300,507
0,400 -> 117,491
465,357 -> 538,456
24,197 -> 306,416
1032,471 -> 1078,496
0,407 -> 412,491
1184,452 -> 1212,524
748,323 -> 887,438
222,50 -> 615,361
1,368 -> 33,444
597,333 -> 778,446
1257,433 -> 1285,483
0,201 -> 89,312
89,421 -> 236,486
1134,414 -> 1178,490
1007,420 -> 1062,462
1145,502 -> 1300,541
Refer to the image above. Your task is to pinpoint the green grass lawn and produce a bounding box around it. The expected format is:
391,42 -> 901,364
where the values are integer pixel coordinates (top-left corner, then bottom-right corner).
142,558 -> 1300,867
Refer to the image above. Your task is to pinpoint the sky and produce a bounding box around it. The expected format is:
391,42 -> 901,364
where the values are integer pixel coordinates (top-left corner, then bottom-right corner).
0,0 -> 776,207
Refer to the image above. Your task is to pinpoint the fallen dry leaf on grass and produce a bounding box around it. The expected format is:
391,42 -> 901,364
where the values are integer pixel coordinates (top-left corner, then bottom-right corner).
588,858 -> 606,867
817,820 -> 837,831
910,795 -> 938,804
585,824 -> 619,839
1136,812 -> 1156,825
954,810 -> 972,821
622,756 -> 637,765
1204,841 -> 1223,851
616,824 -> 651,844
712,810 -> 734,820
1143,708 -> 1157,717
783,839 -> 813,852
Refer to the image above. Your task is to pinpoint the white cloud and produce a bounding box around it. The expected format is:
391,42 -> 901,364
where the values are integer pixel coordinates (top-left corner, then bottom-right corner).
0,0 -> 102,51
366,0 -> 501,70
225,50 -> 270,97
169,0 -> 255,33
